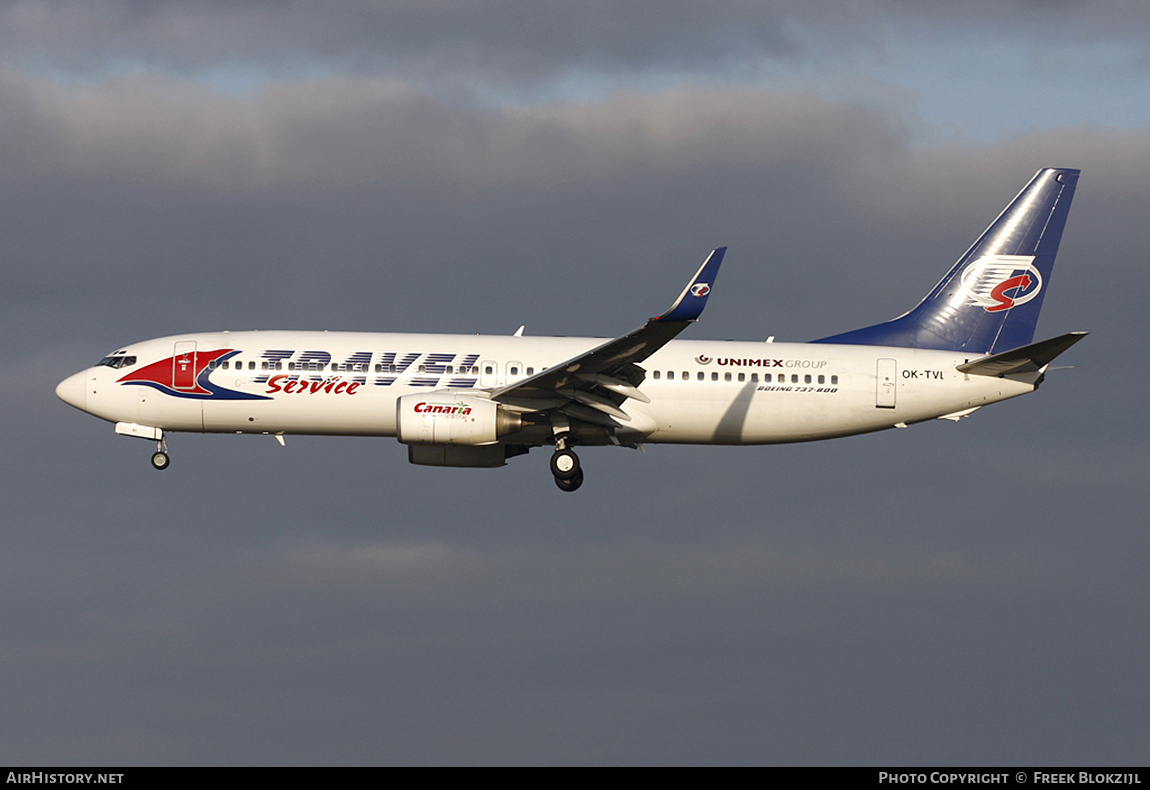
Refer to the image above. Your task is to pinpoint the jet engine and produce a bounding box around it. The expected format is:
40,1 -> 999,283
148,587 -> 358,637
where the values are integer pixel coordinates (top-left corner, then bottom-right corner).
396,392 -> 522,446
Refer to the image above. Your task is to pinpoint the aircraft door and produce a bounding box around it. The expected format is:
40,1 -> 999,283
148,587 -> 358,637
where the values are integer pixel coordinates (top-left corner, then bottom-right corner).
173,341 -> 198,391
480,360 -> 498,388
876,358 -> 896,408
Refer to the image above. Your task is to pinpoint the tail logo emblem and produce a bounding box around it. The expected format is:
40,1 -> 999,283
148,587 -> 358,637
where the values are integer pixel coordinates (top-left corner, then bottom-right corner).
690,283 -> 711,297
959,255 -> 1042,313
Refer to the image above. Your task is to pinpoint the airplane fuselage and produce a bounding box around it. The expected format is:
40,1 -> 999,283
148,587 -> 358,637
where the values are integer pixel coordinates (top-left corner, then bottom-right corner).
60,330 -> 1034,446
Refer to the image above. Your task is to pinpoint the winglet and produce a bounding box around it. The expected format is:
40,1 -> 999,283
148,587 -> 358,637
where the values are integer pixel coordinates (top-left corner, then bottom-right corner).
654,247 -> 726,323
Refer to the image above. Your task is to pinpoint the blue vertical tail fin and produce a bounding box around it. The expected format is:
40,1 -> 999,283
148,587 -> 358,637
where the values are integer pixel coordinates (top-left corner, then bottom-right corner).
813,168 -> 1079,354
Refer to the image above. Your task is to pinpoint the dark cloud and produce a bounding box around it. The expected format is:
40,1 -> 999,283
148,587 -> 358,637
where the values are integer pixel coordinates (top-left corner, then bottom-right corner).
1,1 -> 798,84
1,73 -> 917,338
4,1 -> 1150,88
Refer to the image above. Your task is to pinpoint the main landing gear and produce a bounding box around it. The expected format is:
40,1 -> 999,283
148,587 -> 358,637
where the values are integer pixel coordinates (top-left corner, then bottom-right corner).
550,436 -> 583,492
554,468 -> 584,492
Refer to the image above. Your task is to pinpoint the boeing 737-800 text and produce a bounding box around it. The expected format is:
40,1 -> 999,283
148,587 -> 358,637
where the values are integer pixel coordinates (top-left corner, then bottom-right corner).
57,168 -> 1086,491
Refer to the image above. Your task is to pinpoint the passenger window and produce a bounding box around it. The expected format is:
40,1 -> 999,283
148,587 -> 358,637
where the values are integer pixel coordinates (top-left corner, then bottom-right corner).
698,372 -> 705,381
682,371 -> 689,380
791,374 -> 798,383
667,371 -> 675,380
831,375 -> 839,385
738,373 -> 745,382
711,372 -> 718,381
725,372 -> 732,382
652,371 -> 660,380
509,366 -> 519,376
818,375 -> 825,384
751,373 -> 758,382
526,367 -> 534,376
804,374 -> 811,384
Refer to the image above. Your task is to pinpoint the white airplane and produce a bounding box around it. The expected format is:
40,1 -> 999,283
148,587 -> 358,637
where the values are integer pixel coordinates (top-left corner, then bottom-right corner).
57,168 -> 1086,491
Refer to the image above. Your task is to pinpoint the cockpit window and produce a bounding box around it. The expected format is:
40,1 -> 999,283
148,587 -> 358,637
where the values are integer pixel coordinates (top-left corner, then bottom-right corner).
96,355 -> 137,369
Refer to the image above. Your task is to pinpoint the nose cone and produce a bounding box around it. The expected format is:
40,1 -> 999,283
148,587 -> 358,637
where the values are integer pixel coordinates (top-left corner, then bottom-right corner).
56,371 -> 88,411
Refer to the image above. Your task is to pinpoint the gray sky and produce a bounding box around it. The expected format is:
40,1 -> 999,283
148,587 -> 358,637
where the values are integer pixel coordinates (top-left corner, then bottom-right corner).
3,1 -> 1148,765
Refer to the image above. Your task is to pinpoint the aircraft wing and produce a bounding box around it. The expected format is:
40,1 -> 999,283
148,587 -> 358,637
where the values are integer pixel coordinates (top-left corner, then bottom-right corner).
489,248 -> 725,425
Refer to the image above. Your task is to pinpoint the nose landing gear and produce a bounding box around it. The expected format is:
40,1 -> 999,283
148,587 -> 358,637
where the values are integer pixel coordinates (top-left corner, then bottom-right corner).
150,438 -> 170,471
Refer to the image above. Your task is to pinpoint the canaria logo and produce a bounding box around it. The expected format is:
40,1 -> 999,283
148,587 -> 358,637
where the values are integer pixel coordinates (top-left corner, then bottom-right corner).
959,254 -> 1043,313
690,283 -> 711,297
695,355 -> 712,365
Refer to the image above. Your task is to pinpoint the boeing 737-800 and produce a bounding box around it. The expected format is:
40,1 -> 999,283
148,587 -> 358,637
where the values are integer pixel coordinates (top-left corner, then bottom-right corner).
57,168 -> 1086,491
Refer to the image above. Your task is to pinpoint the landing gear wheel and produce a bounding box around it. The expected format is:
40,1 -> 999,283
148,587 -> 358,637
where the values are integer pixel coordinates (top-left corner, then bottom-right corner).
550,448 -> 580,480
554,468 -> 584,492
151,451 -> 170,471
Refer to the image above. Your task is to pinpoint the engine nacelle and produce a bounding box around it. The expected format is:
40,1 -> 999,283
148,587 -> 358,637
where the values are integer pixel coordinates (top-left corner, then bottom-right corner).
396,392 -> 522,446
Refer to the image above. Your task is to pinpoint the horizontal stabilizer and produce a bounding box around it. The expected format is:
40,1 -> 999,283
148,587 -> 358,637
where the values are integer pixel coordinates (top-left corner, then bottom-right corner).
956,332 -> 1087,377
